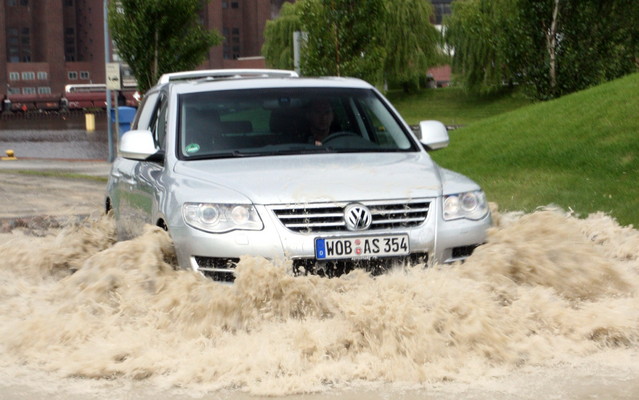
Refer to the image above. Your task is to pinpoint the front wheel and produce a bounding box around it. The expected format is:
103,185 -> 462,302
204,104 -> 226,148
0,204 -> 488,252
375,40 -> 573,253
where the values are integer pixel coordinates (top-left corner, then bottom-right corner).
156,221 -> 178,268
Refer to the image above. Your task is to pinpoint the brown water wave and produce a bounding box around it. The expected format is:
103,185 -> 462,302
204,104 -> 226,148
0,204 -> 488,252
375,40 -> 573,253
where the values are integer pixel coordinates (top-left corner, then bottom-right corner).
0,209 -> 637,396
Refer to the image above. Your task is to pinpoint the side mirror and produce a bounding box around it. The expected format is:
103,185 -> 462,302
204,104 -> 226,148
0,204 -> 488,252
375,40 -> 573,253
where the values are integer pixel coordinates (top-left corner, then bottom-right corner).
119,129 -> 160,160
419,120 -> 449,150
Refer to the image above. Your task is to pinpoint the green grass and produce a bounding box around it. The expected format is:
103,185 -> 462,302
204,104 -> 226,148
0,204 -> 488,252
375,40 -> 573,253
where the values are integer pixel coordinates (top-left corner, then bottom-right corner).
401,73 -> 639,227
387,86 -> 533,126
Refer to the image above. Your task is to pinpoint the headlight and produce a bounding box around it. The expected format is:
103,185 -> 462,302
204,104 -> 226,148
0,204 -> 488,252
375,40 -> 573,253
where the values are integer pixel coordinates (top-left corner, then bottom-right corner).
182,203 -> 263,233
443,190 -> 489,221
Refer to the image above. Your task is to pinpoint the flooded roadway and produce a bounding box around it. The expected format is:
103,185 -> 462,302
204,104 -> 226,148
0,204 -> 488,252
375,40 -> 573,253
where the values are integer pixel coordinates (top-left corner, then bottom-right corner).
0,114 -> 110,160
0,209 -> 637,399
0,117 -> 637,399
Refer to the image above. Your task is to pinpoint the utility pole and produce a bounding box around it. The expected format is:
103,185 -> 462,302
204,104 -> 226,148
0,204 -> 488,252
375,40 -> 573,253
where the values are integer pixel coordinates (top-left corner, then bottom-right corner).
104,0 -> 114,163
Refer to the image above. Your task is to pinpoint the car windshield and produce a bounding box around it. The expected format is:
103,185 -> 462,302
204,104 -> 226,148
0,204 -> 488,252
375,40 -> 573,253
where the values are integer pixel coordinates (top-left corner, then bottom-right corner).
178,87 -> 417,159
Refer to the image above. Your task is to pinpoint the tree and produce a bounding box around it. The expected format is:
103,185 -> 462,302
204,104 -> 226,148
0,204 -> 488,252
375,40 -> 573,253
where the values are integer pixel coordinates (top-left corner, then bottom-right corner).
381,0 -> 442,89
445,0 -> 639,99
299,0 -> 387,85
108,0 -> 222,93
262,1 -> 302,70
445,0 -> 521,93
262,0 -> 442,89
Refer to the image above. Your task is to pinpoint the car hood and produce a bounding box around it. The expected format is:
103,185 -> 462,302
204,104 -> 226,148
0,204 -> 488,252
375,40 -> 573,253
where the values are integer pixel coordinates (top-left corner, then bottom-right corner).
173,152 -> 443,204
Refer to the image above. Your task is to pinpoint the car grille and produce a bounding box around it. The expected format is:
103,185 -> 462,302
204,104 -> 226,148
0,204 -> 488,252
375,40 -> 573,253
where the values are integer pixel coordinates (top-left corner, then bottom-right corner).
194,256 -> 240,282
293,253 -> 429,278
269,199 -> 431,233
194,254 -> 429,282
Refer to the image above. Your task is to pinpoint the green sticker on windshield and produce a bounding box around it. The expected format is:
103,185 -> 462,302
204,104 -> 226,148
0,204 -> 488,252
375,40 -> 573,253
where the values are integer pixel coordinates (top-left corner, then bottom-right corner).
185,143 -> 200,153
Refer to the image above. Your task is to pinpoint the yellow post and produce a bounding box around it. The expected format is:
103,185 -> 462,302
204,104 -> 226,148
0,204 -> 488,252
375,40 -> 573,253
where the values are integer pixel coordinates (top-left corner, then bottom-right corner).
85,113 -> 96,132
1,150 -> 17,160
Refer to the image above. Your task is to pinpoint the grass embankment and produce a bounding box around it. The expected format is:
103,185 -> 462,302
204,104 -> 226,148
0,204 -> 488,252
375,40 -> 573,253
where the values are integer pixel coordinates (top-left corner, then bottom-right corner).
405,73 -> 638,227
387,86 -> 533,126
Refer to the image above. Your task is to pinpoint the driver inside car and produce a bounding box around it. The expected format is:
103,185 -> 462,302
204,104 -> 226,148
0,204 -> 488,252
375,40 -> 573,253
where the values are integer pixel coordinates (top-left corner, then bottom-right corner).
305,99 -> 335,145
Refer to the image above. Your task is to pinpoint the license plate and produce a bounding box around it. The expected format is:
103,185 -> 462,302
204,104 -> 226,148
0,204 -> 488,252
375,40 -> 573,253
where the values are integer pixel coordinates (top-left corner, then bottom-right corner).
315,234 -> 409,260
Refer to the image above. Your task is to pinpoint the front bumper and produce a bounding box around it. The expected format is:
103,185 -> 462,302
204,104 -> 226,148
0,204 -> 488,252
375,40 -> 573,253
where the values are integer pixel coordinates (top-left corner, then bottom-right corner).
170,202 -> 491,280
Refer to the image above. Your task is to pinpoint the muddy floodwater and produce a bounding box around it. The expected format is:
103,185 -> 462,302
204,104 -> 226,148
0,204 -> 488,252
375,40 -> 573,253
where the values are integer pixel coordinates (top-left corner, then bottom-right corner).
0,207 -> 637,399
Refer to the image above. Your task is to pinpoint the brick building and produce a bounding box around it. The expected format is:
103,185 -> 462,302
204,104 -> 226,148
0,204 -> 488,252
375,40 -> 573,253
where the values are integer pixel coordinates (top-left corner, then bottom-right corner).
0,0 -> 293,100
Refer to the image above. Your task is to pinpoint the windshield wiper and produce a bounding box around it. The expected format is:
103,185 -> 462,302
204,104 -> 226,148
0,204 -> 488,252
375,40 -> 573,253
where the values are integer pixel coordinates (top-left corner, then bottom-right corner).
328,147 -> 407,153
260,147 -> 334,155
229,147 -> 336,157
187,147 -> 337,160
187,151 -> 252,160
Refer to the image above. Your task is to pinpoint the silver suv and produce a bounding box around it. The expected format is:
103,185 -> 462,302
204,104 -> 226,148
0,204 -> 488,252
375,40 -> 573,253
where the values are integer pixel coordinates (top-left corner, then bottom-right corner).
106,69 -> 491,281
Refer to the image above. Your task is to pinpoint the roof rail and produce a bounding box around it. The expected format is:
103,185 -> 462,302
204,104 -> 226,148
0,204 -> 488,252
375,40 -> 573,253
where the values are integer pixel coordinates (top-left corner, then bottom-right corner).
157,69 -> 298,85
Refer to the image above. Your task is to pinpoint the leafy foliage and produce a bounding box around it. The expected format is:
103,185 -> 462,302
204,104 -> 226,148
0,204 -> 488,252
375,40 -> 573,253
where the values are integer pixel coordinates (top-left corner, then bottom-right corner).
262,0 -> 442,88
445,0 -> 639,99
108,0 -> 222,93
299,0 -> 387,85
444,0 -> 519,93
262,2 -> 302,70
381,0 -> 442,87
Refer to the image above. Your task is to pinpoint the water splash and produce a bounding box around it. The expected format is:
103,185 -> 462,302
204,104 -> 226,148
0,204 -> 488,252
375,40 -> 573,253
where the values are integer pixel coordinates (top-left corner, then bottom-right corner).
0,208 -> 637,396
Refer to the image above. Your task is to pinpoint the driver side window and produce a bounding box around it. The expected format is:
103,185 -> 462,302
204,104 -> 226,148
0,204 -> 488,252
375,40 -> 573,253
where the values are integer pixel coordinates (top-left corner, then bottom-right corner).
131,92 -> 159,131
150,93 -> 168,150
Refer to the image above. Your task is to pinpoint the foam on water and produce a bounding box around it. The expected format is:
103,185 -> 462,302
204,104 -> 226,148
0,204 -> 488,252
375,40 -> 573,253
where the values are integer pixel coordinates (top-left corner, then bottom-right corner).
0,209 -> 637,396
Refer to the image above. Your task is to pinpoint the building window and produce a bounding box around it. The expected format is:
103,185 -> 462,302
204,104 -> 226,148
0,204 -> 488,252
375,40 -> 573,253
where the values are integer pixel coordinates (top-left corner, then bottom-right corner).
6,28 -> 19,62
7,0 -> 17,6
68,71 -> 78,80
231,1 -> 239,8
8,48 -> 18,56
8,87 -> 21,94
64,27 -> 76,62
19,0 -> 28,5
38,87 -> 51,94
232,28 -> 241,59
7,27 -> 32,62
9,72 -> 20,80
21,71 -> 35,80
64,0 -> 73,6
22,87 -> 36,95
221,1 -> 227,8
222,27 -> 230,59
37,71 -> 47,80
79,71 -> 90,80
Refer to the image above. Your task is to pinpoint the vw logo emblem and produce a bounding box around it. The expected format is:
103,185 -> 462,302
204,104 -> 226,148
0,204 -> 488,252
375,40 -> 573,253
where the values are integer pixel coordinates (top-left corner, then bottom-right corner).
344,203 -> 372,231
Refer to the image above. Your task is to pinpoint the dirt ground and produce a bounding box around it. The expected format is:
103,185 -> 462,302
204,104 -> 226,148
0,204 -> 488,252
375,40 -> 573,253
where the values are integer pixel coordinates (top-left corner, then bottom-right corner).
0,159 -> 109,243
